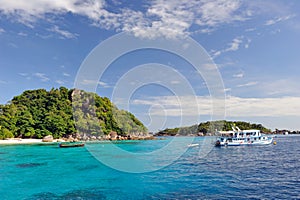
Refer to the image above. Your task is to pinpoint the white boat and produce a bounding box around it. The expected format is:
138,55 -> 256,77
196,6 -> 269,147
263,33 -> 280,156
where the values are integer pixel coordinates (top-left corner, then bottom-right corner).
215,127 -> 273,147
188,143 -> 199,147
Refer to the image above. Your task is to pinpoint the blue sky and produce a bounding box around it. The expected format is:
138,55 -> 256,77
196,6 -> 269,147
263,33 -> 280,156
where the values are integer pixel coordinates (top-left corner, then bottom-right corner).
0,0 -> 300,132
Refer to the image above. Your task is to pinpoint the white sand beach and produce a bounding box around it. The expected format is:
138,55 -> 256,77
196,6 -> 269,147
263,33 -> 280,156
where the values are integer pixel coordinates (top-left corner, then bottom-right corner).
0,139 -> 43,145
0,138 -> 66,145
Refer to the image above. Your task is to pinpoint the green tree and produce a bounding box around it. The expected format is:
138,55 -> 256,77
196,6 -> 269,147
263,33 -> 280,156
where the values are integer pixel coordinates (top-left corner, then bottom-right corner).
0,127 -> 14,139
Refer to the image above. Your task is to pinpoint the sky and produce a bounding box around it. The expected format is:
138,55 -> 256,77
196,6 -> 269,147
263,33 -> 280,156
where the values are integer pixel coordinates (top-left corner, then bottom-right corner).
0,0 -> 300,132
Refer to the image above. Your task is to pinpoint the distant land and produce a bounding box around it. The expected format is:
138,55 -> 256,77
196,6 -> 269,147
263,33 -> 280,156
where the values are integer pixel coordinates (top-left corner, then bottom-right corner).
0,87 -> 147,140
155,120 -> 300,136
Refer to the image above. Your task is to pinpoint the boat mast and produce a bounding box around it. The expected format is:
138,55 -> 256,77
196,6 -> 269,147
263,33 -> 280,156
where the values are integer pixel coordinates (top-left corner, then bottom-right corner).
236,126 -> 242,138
232,126 -> 238,138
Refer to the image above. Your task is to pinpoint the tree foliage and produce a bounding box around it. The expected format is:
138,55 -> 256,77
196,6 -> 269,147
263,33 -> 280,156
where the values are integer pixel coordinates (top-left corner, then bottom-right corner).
0,87 -> 147,139
157,120 -> 271,136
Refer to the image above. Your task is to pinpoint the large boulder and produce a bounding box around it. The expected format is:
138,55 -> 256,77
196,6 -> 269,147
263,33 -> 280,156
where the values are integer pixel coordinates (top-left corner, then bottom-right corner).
109,131 -> 118,140
42,135 -> 53,142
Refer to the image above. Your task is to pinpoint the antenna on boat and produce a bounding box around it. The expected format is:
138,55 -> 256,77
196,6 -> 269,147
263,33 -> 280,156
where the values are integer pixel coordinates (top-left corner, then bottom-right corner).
236,126 -> 241,132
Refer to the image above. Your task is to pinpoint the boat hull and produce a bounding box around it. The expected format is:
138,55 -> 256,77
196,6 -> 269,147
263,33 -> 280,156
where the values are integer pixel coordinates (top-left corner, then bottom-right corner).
59,143 -> 85,148
215,137 -> 273,147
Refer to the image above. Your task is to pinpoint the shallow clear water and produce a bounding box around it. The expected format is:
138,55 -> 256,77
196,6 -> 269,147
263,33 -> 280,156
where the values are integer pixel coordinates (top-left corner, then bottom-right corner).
0,135 -> 299,199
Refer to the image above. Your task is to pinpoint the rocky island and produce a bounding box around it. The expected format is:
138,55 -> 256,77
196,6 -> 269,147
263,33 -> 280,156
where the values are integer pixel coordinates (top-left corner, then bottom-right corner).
0,87 -> 151,142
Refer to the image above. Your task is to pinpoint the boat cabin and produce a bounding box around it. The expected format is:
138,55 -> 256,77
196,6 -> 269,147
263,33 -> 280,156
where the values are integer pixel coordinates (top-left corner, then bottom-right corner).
234,129 -> 261,138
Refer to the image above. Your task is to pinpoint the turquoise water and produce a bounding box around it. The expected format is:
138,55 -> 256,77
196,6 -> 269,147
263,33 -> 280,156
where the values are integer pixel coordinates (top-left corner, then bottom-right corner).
1,136 -> 300,199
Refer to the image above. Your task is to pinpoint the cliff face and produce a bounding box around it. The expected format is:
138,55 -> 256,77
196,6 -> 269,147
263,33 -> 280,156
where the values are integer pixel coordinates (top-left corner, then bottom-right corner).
0,87 -> 147,139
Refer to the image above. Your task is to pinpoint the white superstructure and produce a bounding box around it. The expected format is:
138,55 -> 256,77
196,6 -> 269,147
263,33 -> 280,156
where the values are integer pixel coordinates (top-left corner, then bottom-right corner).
215,127 -> 273,147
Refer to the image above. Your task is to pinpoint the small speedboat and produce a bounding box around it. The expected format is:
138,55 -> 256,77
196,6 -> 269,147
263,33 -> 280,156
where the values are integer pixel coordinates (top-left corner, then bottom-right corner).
59,142 -> 85,148
188,143 -> 199,147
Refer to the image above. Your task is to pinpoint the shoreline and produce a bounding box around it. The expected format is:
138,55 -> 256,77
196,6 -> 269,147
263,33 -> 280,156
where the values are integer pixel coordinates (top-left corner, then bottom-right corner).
0,138 -> 61,145
0,136 -> 157,145
1,134 -> 294,145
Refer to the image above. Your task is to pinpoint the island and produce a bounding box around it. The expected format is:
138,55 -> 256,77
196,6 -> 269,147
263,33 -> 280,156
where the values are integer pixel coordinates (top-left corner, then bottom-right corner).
156,120 -> 276,136
0,87 -> 152,142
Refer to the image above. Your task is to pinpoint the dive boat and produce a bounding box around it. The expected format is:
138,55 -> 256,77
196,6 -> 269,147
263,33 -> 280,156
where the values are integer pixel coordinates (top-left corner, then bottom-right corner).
215,127 -> 273,147
59,142 -> 85,148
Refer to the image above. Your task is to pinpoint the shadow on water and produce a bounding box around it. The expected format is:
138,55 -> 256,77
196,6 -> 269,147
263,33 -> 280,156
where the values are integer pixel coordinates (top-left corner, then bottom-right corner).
16,162 -> 47,168
26,189 -> 106,200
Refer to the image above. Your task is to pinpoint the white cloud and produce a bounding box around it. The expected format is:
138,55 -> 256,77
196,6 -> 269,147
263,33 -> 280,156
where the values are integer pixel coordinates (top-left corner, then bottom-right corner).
18,72 -> 28,76
237,81 -> 258,88
98,81 -> 109,87
212,36 -> 245,57
226,96 -> 300,117
261,78 -> 300,97
224,88 -> 231,92
0,0 -> 251,39
0,0 -> 106,24
55,80 -> 65,84
230,78 -> 300,98
212,50 -> 221,57
0,80 -> 7,84
245,28 -> 256,32
18,32 -> 27,36
170,80 -> 181,85
270,29 -> 281,35
132,95 -> 212,117
265,15 -> 294,26
132,95 -> 300,118
227,37 -> 243,51
48,25 -> 78,39
243,38 -> 251,48
195,0 -> 247,27
18,72 -> 31,80
35,33 -> 52,39
0,0 -> 296,39
233,72 -> 244,78
122,0 -> 250,39
81,79 -> 110,88
63,73 -> 70,77
33,73 -> 50,82
0,27 -> 5,33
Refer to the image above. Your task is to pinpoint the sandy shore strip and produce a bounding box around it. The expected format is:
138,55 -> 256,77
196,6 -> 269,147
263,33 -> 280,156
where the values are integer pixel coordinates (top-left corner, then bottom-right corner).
0,139 -> 43,145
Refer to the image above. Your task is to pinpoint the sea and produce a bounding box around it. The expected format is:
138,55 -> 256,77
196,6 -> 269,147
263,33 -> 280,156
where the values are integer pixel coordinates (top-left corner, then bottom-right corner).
0,135 -> 299,200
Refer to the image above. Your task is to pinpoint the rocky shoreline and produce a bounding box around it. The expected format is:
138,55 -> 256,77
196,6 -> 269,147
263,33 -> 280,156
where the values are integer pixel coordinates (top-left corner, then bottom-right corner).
0,132 -> 156,145
57,131 -> 156,142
